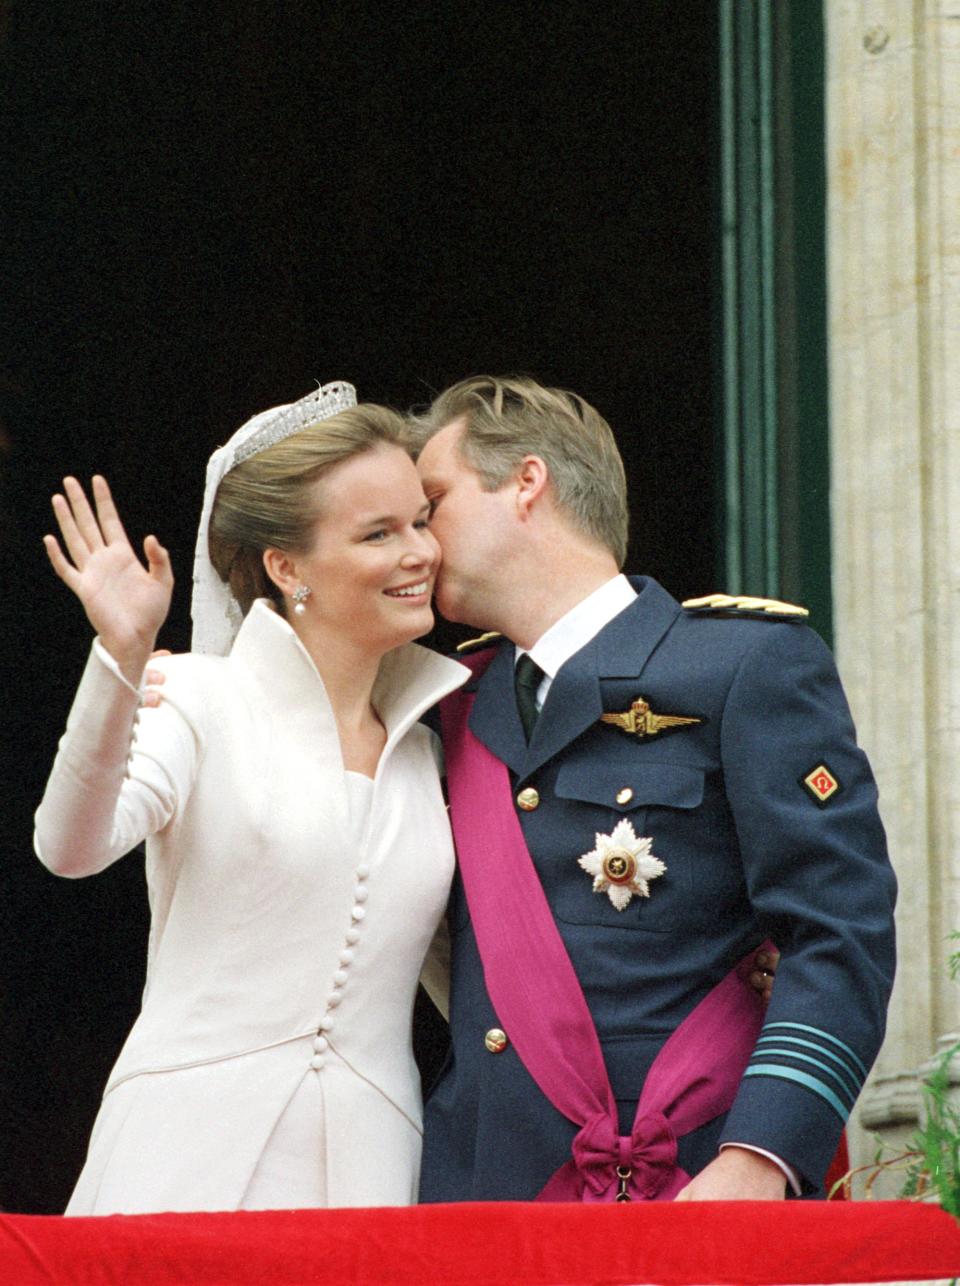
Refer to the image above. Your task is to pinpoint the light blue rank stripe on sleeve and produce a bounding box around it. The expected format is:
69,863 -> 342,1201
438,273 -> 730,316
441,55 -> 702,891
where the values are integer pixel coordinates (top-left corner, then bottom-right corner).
759,1022 -> 867,1078
750,1043 -> 856,1109
753,1035 -> 860,1102
743,1021 -> 867,1122
742,1064 -> 851,1122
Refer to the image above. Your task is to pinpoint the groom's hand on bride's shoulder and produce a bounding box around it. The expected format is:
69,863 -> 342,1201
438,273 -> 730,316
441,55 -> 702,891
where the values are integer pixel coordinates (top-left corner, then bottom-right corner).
142,649 -> 171,707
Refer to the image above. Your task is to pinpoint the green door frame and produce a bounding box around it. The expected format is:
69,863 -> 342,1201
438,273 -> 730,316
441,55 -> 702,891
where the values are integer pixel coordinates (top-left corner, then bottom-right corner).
717,0 -> 832,642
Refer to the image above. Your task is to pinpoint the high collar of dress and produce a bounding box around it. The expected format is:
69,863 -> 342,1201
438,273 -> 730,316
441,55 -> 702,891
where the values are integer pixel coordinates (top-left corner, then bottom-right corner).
229,599 -> 468,743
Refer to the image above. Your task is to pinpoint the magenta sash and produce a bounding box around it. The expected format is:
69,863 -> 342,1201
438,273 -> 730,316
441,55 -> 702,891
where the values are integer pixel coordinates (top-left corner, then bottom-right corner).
440,653 -> 770,1202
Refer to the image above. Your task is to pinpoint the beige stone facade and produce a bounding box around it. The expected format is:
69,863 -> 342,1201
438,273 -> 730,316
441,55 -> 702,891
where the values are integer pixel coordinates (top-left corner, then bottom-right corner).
826,0 -> 960,1197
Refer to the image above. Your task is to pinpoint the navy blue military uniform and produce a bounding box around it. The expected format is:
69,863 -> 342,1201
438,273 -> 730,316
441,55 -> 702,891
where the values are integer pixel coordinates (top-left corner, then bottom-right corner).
419,576 -> 896,1200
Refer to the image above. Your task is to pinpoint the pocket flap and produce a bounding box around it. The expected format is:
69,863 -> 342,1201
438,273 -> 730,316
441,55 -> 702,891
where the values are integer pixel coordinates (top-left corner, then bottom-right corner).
555,761 -> 705,811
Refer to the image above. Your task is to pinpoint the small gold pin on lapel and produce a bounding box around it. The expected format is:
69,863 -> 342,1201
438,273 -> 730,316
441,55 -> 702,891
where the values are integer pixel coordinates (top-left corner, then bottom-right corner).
455,631 -> 502,653
600,697 -> 702,740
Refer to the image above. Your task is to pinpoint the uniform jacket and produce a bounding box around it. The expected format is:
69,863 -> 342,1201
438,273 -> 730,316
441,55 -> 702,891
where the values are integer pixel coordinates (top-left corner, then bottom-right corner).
35,600 -> 468,1211
420,576 -> 896,1201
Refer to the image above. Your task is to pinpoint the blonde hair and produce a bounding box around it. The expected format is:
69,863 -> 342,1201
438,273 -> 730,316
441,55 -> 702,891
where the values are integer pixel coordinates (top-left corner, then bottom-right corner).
210,403 -> 405,614
408,375 -> 628,566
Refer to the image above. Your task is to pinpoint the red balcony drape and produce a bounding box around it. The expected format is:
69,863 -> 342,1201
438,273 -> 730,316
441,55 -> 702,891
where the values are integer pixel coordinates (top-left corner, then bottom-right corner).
0,1199 -> 957,1285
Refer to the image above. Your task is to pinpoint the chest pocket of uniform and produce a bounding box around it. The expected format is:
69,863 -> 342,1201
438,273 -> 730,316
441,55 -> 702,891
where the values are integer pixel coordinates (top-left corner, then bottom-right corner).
550,761 -> 705,931
555,761 -> 705,812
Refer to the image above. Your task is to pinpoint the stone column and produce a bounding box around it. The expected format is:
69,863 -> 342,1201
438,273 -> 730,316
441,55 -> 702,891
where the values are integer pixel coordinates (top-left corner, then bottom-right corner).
826,0 -> 960,1193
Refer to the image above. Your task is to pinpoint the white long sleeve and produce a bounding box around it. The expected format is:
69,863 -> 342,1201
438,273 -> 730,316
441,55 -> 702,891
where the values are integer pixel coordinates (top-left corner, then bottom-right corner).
34,641 -> 199,877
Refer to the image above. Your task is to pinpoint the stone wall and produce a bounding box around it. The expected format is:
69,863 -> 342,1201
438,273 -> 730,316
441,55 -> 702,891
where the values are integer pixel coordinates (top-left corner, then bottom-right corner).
826,0 -> 960,1193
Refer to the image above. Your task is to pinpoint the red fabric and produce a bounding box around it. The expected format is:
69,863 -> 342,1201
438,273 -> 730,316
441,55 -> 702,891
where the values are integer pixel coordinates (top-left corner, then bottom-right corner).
825,1131 -> 852,1199
0,1201 -> 957,1285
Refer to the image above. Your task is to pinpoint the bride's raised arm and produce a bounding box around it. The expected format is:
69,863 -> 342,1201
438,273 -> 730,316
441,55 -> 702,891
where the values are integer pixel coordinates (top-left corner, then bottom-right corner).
35,477 -> 195,878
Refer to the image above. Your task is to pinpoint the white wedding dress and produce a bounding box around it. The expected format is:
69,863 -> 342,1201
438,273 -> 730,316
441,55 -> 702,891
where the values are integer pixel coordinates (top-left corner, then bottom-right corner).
34,601 -> 466,1213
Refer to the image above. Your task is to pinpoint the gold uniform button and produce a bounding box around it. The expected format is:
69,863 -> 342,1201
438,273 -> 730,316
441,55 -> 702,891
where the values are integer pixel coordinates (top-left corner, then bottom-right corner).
485,1028 -> 509,1053
616,787 -> 634,805
516,787 -> 540,811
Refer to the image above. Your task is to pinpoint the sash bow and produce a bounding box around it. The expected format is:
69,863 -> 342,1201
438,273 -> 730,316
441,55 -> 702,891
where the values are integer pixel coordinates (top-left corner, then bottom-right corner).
575,1111 -> 683,1201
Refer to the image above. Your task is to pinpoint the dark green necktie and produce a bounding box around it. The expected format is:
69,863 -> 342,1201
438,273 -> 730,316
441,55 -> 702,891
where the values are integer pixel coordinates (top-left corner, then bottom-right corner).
514,654 -> 545,741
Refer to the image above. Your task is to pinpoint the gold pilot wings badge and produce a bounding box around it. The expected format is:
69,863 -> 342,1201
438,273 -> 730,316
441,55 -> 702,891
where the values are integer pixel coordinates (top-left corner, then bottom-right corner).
599,697 -> 702,740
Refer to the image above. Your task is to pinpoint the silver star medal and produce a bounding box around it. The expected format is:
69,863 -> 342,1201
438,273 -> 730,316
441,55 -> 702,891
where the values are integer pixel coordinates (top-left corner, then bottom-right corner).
578,818 -> 666,911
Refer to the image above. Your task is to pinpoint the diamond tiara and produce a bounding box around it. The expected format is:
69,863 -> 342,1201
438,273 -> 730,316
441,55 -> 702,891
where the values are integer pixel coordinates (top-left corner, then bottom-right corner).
231,381 -> 357,467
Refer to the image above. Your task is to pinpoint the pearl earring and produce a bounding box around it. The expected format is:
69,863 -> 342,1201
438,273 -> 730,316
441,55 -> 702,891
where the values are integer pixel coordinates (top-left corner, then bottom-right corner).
292,584 -> 312,616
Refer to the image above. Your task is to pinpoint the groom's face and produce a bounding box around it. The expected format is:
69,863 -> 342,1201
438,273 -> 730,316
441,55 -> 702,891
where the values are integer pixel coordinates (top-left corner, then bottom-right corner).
416,418 -> 516,627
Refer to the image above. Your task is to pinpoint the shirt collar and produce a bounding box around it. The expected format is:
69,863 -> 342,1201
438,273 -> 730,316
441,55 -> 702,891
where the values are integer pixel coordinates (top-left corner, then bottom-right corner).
515,574 -> 637,678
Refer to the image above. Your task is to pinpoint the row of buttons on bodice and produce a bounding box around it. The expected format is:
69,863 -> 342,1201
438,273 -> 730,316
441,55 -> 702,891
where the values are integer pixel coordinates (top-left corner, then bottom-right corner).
309,861 -> 371,1070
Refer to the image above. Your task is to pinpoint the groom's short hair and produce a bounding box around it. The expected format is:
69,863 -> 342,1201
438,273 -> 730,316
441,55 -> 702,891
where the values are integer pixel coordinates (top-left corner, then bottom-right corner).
408,375 -> 629,567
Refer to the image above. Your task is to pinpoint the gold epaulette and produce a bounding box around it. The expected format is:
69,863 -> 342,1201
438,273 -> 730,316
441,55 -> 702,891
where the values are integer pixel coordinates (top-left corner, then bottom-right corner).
455,631 -> 503,653
682,593 -> 809,619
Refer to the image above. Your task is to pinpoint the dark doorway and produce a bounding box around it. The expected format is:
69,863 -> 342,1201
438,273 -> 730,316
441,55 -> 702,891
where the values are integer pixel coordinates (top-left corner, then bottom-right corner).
1,1 -> 718,1212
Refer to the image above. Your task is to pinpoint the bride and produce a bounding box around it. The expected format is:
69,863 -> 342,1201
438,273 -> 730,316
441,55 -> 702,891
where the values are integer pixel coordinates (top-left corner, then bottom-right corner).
34,384 -> 467,1213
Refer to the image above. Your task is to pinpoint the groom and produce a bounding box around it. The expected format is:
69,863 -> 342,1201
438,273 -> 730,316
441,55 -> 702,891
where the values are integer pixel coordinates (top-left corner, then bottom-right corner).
410,375 -> 896,1202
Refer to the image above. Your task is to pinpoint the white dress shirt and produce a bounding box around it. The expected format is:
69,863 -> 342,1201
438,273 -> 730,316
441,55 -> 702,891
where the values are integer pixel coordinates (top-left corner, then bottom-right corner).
515,574 -> 637,708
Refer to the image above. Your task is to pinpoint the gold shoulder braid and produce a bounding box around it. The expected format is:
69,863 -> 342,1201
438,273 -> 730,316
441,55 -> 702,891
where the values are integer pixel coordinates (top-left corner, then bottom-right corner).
455,631 -> 503,653
682,593 -> 809,619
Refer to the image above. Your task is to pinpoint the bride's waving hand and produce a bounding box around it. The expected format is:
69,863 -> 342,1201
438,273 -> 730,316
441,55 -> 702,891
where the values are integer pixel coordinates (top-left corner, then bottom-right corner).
44,475 -> 173,684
